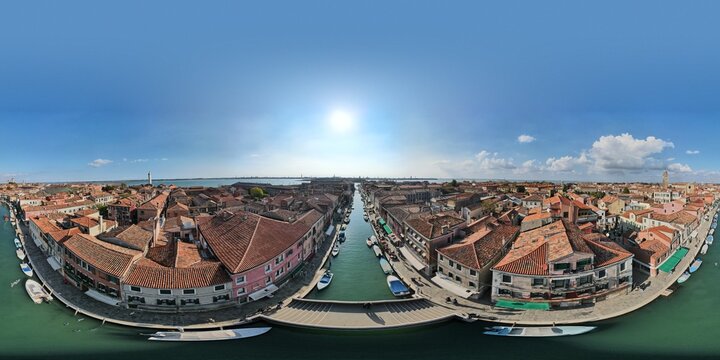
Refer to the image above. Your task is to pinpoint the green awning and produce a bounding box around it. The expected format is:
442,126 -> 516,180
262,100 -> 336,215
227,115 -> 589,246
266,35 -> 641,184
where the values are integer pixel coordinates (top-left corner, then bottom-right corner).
494,300 -> 550,311
383,224 -> 393,235
658,247 -> 689,273
378,218 -> 386,226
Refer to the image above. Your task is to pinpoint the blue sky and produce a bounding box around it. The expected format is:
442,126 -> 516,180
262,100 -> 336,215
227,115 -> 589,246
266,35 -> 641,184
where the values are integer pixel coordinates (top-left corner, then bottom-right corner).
2,1 -> 720,182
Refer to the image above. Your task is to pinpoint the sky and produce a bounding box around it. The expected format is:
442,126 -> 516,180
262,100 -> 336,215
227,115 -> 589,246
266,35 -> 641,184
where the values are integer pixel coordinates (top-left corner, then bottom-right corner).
2,1 -> 720,183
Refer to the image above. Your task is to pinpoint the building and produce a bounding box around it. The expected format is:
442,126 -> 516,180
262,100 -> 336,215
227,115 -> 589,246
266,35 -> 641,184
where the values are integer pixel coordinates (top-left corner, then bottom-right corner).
107,198 -> 138,226
401,212 -> 466,275
662,170 -> 669,189
622,226 -> 681,277
491,220 -> 633,309
136,192 -> 169,222
521,195 -> 543,210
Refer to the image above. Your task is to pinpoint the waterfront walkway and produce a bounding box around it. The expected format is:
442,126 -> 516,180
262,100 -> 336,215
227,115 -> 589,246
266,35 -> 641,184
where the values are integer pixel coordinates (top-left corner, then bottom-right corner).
263,298 -> 457,330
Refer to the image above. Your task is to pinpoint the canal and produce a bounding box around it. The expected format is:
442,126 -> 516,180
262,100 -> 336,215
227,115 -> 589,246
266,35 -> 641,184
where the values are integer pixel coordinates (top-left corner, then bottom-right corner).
2,202 -> 720,359
307,187 -> 395,301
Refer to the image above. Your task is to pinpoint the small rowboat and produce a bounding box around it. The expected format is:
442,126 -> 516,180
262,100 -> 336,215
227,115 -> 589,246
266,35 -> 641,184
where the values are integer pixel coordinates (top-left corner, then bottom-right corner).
484,326 -> 595,337
14,238 -> 22,249
678,271 -> 691,284
316,270 -> 333,290
701,244 -> 709,255
20,262 -> 33,277
372,245 -> 382,257
16,249 -> 26,261
25,279 -> 52,304
379,257 -> 393,274
689,258 -> 703,273
146,327 -> 272,342
386,275 -> 410,297
331,244 -> 340,257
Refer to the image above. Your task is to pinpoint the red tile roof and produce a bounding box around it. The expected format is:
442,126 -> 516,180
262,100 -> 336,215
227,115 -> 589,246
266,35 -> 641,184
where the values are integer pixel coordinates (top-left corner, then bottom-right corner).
438,224 -> 519,270
64,234 -> 141,277
124,258 -> 230,289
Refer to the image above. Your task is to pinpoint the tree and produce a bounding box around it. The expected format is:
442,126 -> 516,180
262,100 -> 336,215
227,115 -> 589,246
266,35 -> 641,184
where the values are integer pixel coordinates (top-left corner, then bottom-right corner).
97,204 -> 109,217
249,187 -> 267,199
517,185 -> 526,193
622,187 -> 630,194
450,179 -> 458,187
101,185 -> 116,192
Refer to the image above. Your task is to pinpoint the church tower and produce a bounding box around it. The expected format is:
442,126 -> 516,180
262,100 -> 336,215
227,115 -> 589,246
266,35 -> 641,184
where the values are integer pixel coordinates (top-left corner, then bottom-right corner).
662,170 -> 669,189
148,171 -> 152,186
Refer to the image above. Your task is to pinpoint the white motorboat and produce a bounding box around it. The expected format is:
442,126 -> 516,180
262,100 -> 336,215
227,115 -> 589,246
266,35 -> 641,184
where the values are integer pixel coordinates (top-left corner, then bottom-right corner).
379,257 -> 393,274
484,326 -> 596,337
366,238 -> 374,247
332,244 -> 340,257
25,279 -> 52,304
701,243 -> 709,255
386,275 -> 410,297
363,215 -> 369,222
370,235 -> 377,244
16,249 -> 26,261
146,327 -> 272,342
316,271 -> 333,290
372,244 -> 382,257
677,271 -> 691,284
20,262 -> 33,277
14,238 -> 22,249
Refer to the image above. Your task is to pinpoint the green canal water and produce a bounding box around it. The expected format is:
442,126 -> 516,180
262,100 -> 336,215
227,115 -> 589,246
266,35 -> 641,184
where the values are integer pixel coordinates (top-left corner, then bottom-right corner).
2,201 -> 720,359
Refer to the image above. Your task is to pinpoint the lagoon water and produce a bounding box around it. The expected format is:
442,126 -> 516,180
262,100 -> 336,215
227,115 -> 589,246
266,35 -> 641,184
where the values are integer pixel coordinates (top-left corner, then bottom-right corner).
3,196 -> 720,359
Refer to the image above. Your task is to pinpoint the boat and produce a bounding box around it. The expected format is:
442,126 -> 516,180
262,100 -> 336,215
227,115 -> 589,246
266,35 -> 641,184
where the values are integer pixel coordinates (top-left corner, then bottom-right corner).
689,258 -> 703,273
14,238 -> 22,249
146,327 -> 272,341
338,231 -> 346,242
316,271 -> 333,290
366,237 -> 374,247
372,244 -> 382,257
332,244 -> 340,257
341,224 -> 347,230
386,275 -> 410,297
16,249 -> 25,260
678,271 -> 692,284
370,235 -> 377,244
483,326 -> 596,337
701,243 -> 709,255
363,215 -> 369,222
20,262 -> 33,277
379,257 -> 393,274
711,228 -> 716,236
707,235 -> 714,245
25,279 -> 52,304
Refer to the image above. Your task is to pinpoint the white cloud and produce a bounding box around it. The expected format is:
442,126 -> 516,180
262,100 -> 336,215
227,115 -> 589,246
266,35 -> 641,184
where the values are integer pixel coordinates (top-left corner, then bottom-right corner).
544,153 -> 590,172
88,159 -> 112,167
161,158 -> 169,161
517,134 -> 536,143
249,154 -> 261,158
475,150 -> 516,170
686,150 -> 700,155
588,133 -> 674,172
514,159 -> 540,174
668,163 -> 692,173
130,158 -> 149,163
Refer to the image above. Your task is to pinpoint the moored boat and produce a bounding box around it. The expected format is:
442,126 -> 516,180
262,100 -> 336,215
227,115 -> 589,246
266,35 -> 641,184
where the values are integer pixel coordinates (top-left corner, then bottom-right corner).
707,235 -> 714,245
338,231 -> 346,242
379,257 -> 393,274
366,238 -> 373,247
146,327 -> 272,341
372,244 -> 382,257
16,249 -> 25,260
14,238 -> 22,249
483,326 -> 596,337
316,271 -> 333,290
689,258 -> 703,273
678,271 -> 691,284
386,275 -> 410,297
25,279 -> 52,304
701,243 -> 709,255
332,244 -> 340,257
363,215 -> 369,222
20,262 -> 33,277
370,235 -> 377,244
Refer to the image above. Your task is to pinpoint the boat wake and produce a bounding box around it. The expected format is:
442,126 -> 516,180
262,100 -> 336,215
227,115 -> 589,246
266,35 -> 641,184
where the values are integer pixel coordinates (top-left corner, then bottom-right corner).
10,279 -> 20,287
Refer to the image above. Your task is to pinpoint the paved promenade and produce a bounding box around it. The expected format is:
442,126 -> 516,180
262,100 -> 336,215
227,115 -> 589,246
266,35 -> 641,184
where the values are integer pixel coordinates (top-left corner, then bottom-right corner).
380,207 -> 716,325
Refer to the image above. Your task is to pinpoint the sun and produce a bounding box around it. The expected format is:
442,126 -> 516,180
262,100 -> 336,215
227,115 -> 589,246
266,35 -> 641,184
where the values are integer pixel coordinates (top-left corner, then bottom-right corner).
328,110 -> 354,133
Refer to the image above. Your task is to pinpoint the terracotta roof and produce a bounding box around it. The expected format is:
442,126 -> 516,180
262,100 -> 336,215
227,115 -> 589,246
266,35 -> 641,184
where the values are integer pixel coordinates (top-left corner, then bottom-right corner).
522,212 -> 552,223
98,225 -> 153,251
199,209 -> 324,273
582,233 -> 633,267
64,234 -> 141,277
438,224 -> 519,270
47,227 -> 82,245
124,258 -> 230,289
138,193 -> 168,211
405,213 -> 465,239
29,216 -> 61,234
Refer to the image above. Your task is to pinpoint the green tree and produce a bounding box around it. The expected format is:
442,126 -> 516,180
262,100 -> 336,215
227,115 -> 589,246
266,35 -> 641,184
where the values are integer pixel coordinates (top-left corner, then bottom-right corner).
249,187 -> 267,199
517,185 -> 526,193
97,204 -> 109,217
622,187 -> 630,194
450,179 -> 458,187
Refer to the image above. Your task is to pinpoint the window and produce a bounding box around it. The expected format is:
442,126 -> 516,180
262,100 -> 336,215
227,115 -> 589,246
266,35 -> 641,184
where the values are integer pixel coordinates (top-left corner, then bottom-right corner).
130,286 -> 141,292
159,289 -> 171,295
469,269 -> 477,276
501,275 -> 512,284
620,262 -> 627,271
265,264 -> 272,273
287,262 -> 291,270
448,260 -> 455,267
237,288 -> 245,296
577,258 -> 592,267
214,284 -> 226,291
598,269 -> 606,278
266,276 -> 272,285
438,254 -> 444,261
182,289 -> 196,295
468,281 -> 476,288
532,278 -> 544,286
275,254 -> 285,265
235,276 -> 246,285
554,263 -> 570,271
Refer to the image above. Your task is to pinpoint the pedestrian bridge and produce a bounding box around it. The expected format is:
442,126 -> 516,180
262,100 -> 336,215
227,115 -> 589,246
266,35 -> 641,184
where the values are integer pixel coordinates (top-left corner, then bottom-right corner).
262,298 -> 459,330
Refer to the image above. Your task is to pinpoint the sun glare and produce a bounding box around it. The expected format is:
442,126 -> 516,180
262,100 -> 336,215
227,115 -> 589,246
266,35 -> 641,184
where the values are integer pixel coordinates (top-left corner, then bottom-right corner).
329,110 -> 354,133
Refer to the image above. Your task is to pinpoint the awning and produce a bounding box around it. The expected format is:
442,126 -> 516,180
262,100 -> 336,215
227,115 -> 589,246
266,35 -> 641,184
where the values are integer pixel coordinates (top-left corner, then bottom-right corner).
248,284 -> 279,301
658,247 -> 689,273
431,275 -> 476,299
85,289 -> 120,306
46,256 -> 62,271
690,230 -> 698,239
32,235 -> 44,249
383,224 -> 393,235
325,225 -> 335,237
494,299 -> 550,311
378,218 -> 386,226
399,247 -> 426,271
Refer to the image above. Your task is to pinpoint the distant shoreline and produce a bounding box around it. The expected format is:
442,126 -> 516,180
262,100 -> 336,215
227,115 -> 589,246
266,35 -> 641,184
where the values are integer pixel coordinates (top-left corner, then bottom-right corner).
39,176 -> 440,185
